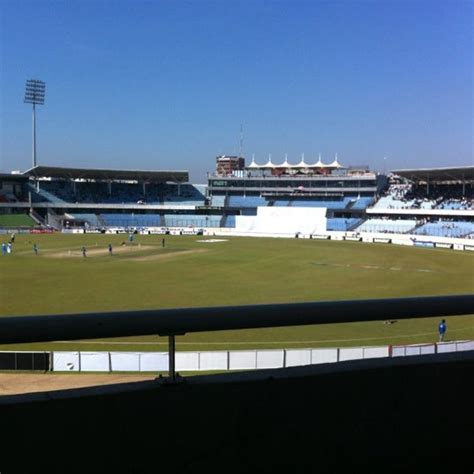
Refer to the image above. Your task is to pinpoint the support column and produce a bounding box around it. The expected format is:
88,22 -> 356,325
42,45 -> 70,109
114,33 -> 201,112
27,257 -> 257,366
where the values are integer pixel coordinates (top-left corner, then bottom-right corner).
168,335 -> 176,380
32,103 -> 36,168
33,104 -> 40,190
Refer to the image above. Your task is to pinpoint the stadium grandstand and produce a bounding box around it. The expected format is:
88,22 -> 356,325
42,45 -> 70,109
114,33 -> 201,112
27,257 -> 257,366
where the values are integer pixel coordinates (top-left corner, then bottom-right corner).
360,166 -> 474,238
0,165 -> 217,231
0,160 -> 473,244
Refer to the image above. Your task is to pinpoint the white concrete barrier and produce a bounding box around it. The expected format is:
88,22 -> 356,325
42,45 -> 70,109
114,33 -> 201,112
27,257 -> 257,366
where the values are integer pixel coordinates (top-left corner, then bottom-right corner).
53,352 -> 80,371
363,346 -> 390,359
339,347 -> 364,361
256,350 -> 284,369
392,343 -> 436,357
80,352 -> 110,372
110,352 -> 140,372
311,348 -> 338,364
285,349 -> 312,367
199,351 -> 228,371
139,352 -> 169,372
176,351 -> 199,371
436,342 -> 457,353
455,340 -> 474,352
229,351 -> 257,370
50,340 -> 472,372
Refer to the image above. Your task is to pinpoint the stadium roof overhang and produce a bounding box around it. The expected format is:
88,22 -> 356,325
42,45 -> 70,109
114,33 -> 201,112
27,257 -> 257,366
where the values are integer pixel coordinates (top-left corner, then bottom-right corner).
23,166 -> 189,183
391,166 -> 474,183
0,173 -> 29,182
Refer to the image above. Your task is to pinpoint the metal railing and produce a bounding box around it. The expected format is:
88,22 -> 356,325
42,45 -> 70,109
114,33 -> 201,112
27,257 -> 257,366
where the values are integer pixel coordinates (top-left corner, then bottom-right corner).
0,295 -> 473,379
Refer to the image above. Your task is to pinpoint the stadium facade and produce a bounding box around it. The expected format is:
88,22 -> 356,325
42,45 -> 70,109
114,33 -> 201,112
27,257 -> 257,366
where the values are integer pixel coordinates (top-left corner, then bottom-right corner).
0,156 -> 473,244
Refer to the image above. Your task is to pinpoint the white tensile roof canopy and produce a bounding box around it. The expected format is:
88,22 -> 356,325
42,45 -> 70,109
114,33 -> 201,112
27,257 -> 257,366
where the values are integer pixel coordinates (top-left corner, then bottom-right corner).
246,154 -> 344,169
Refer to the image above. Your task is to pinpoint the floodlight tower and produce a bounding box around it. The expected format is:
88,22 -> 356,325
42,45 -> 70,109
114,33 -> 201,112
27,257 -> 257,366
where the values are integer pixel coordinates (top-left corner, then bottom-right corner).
24,79 -> 46,168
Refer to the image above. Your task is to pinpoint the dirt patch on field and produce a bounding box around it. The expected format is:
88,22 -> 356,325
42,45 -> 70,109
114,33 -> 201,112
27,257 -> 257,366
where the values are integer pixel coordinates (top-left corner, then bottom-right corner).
46,244 -> 156,258
42,245 -> 208,261
0,373 -> 155,396
128,248 -> 209,262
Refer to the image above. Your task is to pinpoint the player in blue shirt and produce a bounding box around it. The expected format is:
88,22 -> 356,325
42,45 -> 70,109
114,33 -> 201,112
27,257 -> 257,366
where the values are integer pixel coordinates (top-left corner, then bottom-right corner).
438,319 -> 446,342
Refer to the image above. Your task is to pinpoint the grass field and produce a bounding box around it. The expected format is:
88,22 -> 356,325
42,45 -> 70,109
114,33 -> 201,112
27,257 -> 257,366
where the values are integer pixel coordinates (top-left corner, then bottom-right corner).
0,232 -> 473,352
0,214 -> 35,227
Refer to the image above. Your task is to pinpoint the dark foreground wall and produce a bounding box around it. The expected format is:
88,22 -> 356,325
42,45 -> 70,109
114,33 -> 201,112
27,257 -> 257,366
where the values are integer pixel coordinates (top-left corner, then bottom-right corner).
0,352 -> 473,474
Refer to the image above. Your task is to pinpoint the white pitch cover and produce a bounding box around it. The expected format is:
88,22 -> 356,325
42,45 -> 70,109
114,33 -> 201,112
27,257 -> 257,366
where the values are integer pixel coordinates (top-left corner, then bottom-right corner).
235,207 -> 326,235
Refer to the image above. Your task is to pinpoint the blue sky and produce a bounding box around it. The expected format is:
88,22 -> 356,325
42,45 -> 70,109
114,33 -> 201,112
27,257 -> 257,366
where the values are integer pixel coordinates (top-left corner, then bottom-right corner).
0,0 -> 472,182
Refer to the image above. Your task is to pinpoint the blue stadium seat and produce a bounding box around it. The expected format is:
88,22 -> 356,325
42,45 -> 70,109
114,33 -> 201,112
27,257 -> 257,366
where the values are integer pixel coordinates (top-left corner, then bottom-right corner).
164,214 -> 221,227
228,195 -> 267,207
413,221 -> 474,238
326,218 -> 363,231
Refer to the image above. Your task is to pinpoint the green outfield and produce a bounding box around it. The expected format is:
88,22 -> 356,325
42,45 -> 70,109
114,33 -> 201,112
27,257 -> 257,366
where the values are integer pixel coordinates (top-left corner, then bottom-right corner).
0,232 -> 473,351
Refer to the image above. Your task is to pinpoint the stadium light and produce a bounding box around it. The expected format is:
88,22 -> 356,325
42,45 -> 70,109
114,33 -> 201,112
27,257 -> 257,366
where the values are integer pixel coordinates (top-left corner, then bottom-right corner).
24,79 -> 46,168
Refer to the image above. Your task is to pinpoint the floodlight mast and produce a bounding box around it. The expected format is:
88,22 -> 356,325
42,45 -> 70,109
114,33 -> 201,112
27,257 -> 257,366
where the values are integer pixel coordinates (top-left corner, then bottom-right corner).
24,79 -> 46,169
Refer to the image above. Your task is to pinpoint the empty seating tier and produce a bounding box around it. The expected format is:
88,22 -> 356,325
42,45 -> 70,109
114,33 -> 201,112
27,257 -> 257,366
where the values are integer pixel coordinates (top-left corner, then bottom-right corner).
355,218 -> 418,234
413,221 -> 474,238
